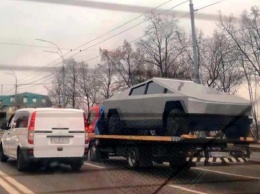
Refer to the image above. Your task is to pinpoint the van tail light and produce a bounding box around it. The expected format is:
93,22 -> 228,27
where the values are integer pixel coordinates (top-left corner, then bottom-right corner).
28,111 -> 36,144
83,113 -> 89,144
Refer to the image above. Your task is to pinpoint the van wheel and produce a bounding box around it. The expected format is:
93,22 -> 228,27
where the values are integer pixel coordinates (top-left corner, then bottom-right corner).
166,109 -> 188,136
126,147 -> 140,169
17,150 -> 29,171
71,161 -> 83,171
0,144 -> 8,162
108,114 -> 122,135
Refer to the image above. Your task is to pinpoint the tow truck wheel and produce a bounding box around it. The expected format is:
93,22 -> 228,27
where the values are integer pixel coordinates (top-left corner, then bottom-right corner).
90,144 -> 101,162
126,147 -> 140,169
166,109 -> 188,136
108,114 -> 122,135
0,144 -> 8,162
169,154 -> 189,170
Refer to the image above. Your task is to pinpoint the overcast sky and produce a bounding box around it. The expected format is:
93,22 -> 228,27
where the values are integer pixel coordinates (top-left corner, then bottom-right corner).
0,0 -> 258,101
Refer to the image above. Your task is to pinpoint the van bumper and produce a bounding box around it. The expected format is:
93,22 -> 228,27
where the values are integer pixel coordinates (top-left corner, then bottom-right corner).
20,148 -> 89,163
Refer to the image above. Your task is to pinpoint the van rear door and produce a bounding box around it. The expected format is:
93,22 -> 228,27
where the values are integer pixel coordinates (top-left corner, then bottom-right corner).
33,109 -> 85,158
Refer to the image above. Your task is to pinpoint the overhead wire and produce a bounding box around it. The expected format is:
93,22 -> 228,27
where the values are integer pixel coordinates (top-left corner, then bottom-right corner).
2,0 -> 227,95
2,0 -> 190,95
17,0 -> 178,85
16,1 -> 191,92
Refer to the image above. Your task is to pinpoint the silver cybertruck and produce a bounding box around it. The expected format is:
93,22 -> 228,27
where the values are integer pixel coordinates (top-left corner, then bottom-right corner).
102,78 -> 252,139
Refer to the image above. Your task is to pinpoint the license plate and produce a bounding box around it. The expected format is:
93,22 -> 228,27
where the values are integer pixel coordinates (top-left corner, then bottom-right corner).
210,151 -> 229,157
51,137 -> 69,144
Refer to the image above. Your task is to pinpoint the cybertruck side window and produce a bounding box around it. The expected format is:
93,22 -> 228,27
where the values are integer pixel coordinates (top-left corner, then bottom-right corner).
146,82 -> 165,94
130,84 -> 146,95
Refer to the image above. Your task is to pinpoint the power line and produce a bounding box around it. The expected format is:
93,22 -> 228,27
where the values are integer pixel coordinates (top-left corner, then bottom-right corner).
17,0 -> 181,84
4,0 -> 229,96
0,41 -> 76,51
18,0 -> 230,21
14,0 -> 190,91
60,1 -> 190,60
195,0 -> 227,12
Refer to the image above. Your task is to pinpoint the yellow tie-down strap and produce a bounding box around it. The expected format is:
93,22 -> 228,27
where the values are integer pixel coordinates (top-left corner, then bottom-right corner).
88,133 -> 198,142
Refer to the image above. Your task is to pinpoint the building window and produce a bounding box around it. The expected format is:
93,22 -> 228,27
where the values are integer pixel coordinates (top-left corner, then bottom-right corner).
10,97 -> 15,102
32,98 -> 37,103
23,97 -> 28,103
42,99 -> 46,104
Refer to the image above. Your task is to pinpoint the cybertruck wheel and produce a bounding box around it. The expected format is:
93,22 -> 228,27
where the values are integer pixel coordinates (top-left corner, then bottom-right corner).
166,109 -> 188,136
108,114 -> 122,135
225,124 -> 250,139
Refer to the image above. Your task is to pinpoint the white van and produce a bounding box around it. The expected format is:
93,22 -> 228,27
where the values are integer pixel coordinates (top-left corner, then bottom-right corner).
0,108 -> 89,171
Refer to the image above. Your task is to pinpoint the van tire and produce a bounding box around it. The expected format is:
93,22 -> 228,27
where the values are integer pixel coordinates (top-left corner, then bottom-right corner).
70,161 -> 83,171
0,144 -> 8,162
17,150 -> 29,171
108,114 -> 122,135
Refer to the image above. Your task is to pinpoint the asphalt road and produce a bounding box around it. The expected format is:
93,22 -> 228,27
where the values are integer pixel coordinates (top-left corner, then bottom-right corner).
0,157 -> 260,194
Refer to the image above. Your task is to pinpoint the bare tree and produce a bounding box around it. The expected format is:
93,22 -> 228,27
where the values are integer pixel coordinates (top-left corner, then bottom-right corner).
48,70 -> 64,107
100,40 -> 145,88
199,31 -> 243,94
65,58 -> 81,108
219,6 -> 260,137
77,63 -> 102,112
137,14 -> 191,78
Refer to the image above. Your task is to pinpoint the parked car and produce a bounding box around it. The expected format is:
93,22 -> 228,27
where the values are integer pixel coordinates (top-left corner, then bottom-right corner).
0,108 -> 89,171
102,78 -> 252,139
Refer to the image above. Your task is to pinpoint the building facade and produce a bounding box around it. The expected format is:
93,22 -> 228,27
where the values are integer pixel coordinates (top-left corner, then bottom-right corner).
0,92 -> 52,119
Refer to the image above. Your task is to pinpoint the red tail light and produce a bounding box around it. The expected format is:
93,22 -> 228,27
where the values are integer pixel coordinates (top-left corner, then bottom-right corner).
28,111 -> 36,144
83,113 -> 89,144
83,113 -> 88,131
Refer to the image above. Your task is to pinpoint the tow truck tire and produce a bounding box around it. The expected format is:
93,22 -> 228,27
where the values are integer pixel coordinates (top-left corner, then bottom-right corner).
108,114 -> 122,135
90,144 -> 101,162
70,161 -> 83,171
166,109 -> 188,136
0,144 -> 8,162
126,147 -> 140,169
17,150 -> 29,171
169,153 -> 188,170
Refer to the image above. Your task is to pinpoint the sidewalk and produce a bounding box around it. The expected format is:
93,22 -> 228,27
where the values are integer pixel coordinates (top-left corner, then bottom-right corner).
249,151 -> 260,163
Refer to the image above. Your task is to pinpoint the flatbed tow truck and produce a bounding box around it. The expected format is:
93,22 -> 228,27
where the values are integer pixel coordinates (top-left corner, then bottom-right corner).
88,132 -> 255,169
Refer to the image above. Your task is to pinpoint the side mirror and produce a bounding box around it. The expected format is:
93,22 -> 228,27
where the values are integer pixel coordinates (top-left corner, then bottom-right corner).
1,122 -> 9,130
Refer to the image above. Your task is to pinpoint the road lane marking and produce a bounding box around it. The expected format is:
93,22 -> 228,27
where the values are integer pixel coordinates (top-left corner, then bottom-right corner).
84,162 -> 105,169
194,167 -> 260,180
0,176 -> 20,194
168,185 -> 208,194
0,170 -> 34,194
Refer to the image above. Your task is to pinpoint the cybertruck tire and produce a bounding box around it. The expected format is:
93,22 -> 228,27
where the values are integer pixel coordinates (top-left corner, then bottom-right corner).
108,114 -> 122,135
166,109 -> 188,136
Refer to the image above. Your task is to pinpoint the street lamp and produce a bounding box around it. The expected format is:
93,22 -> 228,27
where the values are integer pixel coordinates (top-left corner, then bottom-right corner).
6,70 -> 18,109
36,39 -> 65,107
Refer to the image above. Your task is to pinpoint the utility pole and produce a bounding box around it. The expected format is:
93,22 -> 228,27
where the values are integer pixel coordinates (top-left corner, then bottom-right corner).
36,39 -> 66,108
189,0 -> 201,84
6,70 -> 18,109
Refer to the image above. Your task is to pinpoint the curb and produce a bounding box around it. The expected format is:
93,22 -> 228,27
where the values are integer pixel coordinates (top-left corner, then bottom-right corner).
248,160 -> 260,164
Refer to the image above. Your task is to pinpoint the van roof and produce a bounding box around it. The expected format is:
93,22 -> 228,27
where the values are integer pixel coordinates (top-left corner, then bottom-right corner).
16,107 -> 84,113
